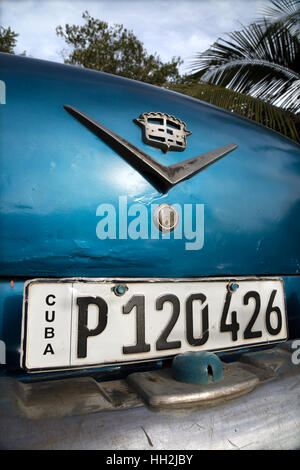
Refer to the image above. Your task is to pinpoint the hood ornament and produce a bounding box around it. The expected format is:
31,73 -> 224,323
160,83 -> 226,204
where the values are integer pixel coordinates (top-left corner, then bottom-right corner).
64,105 -> 238,193
134,112 -> 191,153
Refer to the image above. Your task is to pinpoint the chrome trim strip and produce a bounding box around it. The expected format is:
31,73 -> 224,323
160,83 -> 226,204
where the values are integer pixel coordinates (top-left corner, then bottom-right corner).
64,105 -> 238,193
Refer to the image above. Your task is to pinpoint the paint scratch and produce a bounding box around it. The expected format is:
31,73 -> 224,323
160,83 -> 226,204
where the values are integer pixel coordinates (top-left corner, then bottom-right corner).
141,426 -> 154,447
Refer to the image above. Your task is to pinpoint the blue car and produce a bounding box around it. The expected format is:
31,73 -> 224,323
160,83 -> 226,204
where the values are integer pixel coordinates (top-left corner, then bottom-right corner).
0,52 -> 299,450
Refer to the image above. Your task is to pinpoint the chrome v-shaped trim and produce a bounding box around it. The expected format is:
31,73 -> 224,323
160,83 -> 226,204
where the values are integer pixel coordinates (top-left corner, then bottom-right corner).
64,105 -> 238,193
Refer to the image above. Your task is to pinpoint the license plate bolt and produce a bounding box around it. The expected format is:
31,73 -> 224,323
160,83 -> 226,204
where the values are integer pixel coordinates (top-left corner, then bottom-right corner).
113,284 -> 128,296
228,282 -> 239,293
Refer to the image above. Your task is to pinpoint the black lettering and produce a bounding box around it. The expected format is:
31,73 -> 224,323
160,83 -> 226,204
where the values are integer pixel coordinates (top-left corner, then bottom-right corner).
46,294 -> 56,306
45,327 -> 55,339
156,294 -> 181,350
186,293 -> 209,346
266,290 -> 282,335
122,295 -> 150,354
45,311 -> 55,322
220,291 -> 240,341
43,343 -> 54,355
243,291 -> 262,339
77,296 -> 108,359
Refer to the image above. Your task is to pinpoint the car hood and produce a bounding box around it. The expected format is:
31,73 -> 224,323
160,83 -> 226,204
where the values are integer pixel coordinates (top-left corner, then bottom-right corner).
0,53 -> 300,277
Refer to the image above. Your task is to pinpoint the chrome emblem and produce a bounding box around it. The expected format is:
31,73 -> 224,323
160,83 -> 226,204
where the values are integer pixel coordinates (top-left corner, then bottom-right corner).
134,112 -> 192,153
64,105 -> 238,193
153,204 -> 179,233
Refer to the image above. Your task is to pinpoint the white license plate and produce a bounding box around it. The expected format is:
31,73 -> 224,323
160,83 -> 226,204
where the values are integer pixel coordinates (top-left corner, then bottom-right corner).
21,277 -> 288,372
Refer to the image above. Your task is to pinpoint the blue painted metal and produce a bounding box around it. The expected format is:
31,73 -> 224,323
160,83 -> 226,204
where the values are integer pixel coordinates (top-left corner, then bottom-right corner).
172,351 -> 223,384
0,53 -> 299,378
0,53 -> 299,278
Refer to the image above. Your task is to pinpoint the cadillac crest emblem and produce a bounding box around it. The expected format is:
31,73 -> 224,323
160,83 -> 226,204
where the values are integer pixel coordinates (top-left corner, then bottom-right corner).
134,112 -> 192,153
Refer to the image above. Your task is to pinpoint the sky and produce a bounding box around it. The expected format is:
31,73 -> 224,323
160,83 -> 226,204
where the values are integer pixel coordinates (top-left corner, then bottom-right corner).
0,0 -> 268,73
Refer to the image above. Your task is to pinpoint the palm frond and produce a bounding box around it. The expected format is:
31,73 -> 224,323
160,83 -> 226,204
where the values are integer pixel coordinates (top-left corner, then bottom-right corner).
200,59 -> 300,112
258,0 -> 300,37
189,22 -> 300,113
191,22 -> 299,70
167,81 -> 300,143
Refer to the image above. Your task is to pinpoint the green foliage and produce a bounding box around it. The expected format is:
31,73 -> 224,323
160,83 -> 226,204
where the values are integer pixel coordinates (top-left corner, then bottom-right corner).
168,81 -> 300,143
0,26 -> 18,53
56,11 -> 182,86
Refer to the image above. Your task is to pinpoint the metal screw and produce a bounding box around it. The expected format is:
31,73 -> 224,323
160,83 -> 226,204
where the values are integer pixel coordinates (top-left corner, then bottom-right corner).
228,282 -> 239,293
113,284 -> 127,296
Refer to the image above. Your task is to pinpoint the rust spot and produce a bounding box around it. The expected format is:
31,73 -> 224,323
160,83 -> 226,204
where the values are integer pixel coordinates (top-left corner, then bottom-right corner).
149,377 -> 159,383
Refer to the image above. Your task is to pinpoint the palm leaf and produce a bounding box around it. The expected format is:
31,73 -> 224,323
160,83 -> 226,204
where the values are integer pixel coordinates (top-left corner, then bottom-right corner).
189,22 -> 300,113
258,0 -> 300,37
167,81 -> 300,143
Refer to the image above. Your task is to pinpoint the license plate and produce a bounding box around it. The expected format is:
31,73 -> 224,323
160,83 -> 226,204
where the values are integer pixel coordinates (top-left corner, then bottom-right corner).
21,277 -> 288,372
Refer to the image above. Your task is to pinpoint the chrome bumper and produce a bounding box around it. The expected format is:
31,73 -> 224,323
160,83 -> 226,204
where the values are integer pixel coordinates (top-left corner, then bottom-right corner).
0,342 -> 299,449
